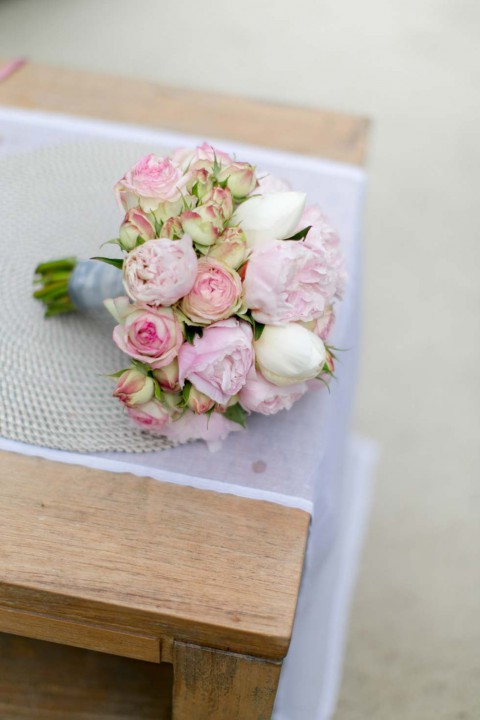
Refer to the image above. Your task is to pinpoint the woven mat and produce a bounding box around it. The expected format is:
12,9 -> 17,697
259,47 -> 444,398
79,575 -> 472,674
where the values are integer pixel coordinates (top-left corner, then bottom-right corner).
0,140 -> 180,452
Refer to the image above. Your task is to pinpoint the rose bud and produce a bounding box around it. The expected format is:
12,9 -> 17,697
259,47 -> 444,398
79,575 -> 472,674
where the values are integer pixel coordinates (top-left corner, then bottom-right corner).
171,143 -> 233,171
254,323 -> 326,386
324,349 -> 335,374
159,215 -> 183,240
201,186 -> 233,220
119,208 -> 156,251
187,385 -> 215,414
217,162 -> 258,198
126,399 -> 171,433
207,227 -> 249,270
162,391 -> 183,420
181,258 -> 243,325
113,368 -> 155,407
153,359 -> 180,391
180,203 -> 225,247
188,159 -> 215,200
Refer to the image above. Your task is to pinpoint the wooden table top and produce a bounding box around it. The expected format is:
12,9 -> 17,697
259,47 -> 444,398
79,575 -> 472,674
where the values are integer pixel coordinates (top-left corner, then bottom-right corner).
0,60 -> 368,663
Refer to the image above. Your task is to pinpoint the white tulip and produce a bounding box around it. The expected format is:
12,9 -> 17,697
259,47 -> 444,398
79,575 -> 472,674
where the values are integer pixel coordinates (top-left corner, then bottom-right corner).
231,191 -> 306,248
254,324 -> 326,386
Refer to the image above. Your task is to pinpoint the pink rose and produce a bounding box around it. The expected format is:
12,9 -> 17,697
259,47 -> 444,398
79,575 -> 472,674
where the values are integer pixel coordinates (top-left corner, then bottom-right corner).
113,305 -> 183,369
123,236 -> 197,306
115,154 -> 187,212
171,143 -> 233,171
243,239 -> 330,324
217,161 -> 258,198
162,410 -> 242,448
178,319 -> 254,404
113,368 -> 155,407
239,367 -> 307,415
126,399 -> 171,434
119,208 -> 156,251
300,205 -> 347,300
181,258 -> 243,325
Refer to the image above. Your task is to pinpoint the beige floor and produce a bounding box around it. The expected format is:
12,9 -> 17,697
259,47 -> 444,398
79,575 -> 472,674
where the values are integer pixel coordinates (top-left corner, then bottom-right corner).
1,1 -> 479,717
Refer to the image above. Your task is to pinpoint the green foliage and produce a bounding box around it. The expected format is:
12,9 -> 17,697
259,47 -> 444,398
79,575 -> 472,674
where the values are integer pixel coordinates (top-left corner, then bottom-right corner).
223,403 -> 247,428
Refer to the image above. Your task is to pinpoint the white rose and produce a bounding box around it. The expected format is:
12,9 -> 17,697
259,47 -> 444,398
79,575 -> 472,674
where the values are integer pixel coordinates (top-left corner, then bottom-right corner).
254,324 -> 326,386
231,191 -> 306,248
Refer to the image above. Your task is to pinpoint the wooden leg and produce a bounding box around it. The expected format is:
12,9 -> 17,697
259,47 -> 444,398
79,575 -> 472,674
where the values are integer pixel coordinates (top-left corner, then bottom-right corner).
172,642 -> 282,720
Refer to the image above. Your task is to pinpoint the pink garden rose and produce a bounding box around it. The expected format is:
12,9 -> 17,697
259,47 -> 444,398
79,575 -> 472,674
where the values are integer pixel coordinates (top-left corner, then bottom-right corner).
115,154 -> 187,212
239,367 -> 307,415
123,236 -> 197,306
181,258 -> 243,325
243,239 -> 331,324
178,319 -> 254,404
113,305 -> 183,369
126,399 -> 171,434
300,205 -> 347,301
119,208 -> 156,251
171,142 -> 233,171
113,368 -> 155,407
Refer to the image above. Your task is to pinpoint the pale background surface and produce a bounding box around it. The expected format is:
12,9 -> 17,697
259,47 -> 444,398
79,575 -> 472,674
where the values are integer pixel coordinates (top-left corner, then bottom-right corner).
0,1 -> 479,718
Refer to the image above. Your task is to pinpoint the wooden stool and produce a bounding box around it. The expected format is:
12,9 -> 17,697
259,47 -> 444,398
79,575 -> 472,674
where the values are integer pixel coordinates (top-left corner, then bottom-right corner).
0,60 -> 368,718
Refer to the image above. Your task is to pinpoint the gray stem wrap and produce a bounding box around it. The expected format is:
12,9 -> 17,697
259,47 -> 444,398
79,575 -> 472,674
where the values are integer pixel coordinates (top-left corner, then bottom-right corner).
68,260 -> 125,315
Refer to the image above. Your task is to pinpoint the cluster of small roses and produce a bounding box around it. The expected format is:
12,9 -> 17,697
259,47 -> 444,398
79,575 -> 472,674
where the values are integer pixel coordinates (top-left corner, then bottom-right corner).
104,143 -> 346,444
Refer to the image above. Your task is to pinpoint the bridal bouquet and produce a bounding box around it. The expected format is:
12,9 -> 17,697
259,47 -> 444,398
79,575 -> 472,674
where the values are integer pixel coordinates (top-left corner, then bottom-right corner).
34,143 -> 346,444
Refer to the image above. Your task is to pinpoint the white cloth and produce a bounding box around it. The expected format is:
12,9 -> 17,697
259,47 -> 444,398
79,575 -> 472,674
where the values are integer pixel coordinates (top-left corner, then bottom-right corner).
0,108 -> 377,719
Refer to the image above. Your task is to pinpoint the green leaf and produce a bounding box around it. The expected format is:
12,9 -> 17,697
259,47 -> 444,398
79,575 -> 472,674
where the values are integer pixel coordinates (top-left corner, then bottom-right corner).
284,226 -> 312,241
182,382 -> 192,405
223,403 -> 247,428
253,321 -> 265,341
130,359 -> 151,375
154,380 -> 164,401
100,238 -> 123,249
107,368 -> 130,378
184,324 -> 204,345
91,256 -> 124,270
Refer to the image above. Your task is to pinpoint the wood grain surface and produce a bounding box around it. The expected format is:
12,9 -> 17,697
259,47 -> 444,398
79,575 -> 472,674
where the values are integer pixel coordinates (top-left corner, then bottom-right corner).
0,58 -> 369,166
0,451 -> 310,660
172,642 -> 281,720
0,632 -> 172,719
0,606 -> 161,663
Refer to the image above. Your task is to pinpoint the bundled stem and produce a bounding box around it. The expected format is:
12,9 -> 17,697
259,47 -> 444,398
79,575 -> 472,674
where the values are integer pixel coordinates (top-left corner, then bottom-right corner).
33,257 -> 78,317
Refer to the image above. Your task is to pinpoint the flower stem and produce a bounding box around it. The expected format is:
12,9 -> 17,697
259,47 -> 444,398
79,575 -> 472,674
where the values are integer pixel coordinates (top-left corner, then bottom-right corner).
33,257 -> 78,317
